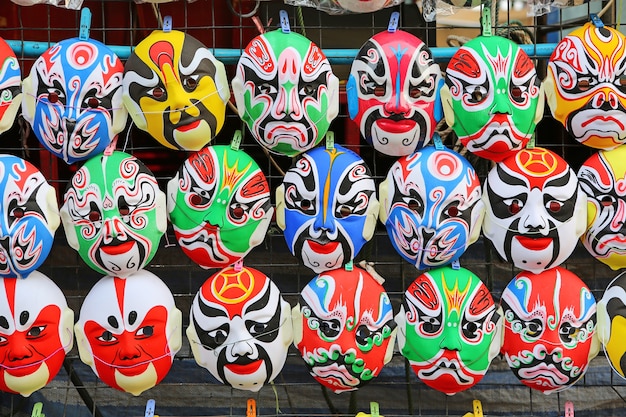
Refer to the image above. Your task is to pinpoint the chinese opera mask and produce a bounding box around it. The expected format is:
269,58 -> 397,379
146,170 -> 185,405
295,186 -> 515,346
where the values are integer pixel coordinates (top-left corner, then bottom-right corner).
292,265 -> 397,393
187,266 -> 293,392
545,22 -> 626,150
347,29 -> 443,157
74,270 -> 182,396
0,272 -> 73,397
123,29 -> 230,151
232,29 -> 339,157
597,271 -> 626,380
167,145 -> 273,269
395,266 -> 502,395
379,144 -> 485,270
276,145 -> 379,274
21,37 -> 127,164
60,151 -> 167,277
441,35 -> 544,162
500,267 -> 600,394
0,37 -> 22,135
578,146 -> 626,270
482,147 -> 587,274
0,155 -> 60,279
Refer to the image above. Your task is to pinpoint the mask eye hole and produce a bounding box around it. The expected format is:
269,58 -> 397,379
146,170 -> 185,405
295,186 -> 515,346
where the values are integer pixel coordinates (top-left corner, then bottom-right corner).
12,208 -> 24,219
89,210 -> 101,222
232,206 -> 245,219
152,87 -> 165,99
409,87 -> 422,99
183,77 -> 197,90
471,87 -> 483,102
374,86 -> 385,97
578,79 -> 591,92
190,194 -> 203,205
48,92 -> 59,103
447,205 -> 459,217
601,195 -> 615,207
87,97 -> 100,108
301,199 -> 311,210
511,87 -> 522,98
509,200 -> 522,215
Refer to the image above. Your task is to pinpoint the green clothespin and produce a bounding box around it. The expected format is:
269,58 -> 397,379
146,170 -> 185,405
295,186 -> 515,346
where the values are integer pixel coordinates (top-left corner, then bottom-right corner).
526,132 -> 536,149
345,259 -> 353,271
79,8 -> 91,40
481,5 -> 492,37
325,131 -> 335,150
369,402 -> 380,417
31,403 -> 44,417
231,130 -> 242,151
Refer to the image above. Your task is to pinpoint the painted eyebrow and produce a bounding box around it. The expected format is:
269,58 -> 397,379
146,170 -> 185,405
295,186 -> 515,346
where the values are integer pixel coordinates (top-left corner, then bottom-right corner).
198,299 -> 227,319
244,284 -> 271,315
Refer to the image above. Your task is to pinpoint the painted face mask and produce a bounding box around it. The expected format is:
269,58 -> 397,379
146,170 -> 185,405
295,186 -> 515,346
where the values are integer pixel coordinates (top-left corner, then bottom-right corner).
187,265 -> 293,392
75,270 -> 182,396
500,267 -> 599,394
232,29 -> 339,157
441,35 -> 543,162
395,266 -> 502,395
379,144 -> 484,270
0,272 -> 73,397
276,145 -> 379,274
482,147 -> 587,274
347,29 -> 443,157
0,155 -> 60,279
544,22 -> 626,150
293,265 -> 396,393
21,37 -> 127,164
0,37 -> 22,135
167,145 -> 273,269
578,146 -> 626,270
123,29 -> 230,151
60,151 -> 167,277
597,271 -> 626,380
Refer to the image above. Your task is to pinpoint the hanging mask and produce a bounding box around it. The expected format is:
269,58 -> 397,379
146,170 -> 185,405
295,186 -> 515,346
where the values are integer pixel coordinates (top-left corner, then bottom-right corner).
75,270 -> 182,396
276,144 -> 379,273
395,266 -> 502,395
0,155 -> 60,279
500,267 -> 600,394
21,37 -> 127,164
332,0 -> 395,13
0,271 -> 73,397
578,146 -> 626,270
60,151 -> 167,277
379,144 -> 484,270
347,29 -> 443,157
232,29 -> 339,157
482,147 -> 587,273
292,265 -> 397,393
187,265 -> 293,392
440,35 -> 544,162
123,29 -> 230,151
0,37 -> 22,135
597,271 -> 626,380
167,145 -> 273,269
544,22 -> 626,150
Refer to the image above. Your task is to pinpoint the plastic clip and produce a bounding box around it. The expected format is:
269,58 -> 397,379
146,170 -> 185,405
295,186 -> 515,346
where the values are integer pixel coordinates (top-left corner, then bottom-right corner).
387,12 -> 400,33
526,132 -> 535,149
369,402 -> 380,417
325,131 -> 335,150
79,8 -> 92,40
231,130 -> 242,151
246,399 -> 257,417
234,259 -> 244,272
590,13 -> 604,28
163,16 -> 173,33
31,403 -> 44,417
433,133 -> 444,150
451,259 -> 460,270
564,401 -> 574,417
462,399 -> 483,417
279,10 -> 290,34
345,259 -> 353,271
145,399 -> 155,417
481,5 -> 492,37
103,136 -> 118,156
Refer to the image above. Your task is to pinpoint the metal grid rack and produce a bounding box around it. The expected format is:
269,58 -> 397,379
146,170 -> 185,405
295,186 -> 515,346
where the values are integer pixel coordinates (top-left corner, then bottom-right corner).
0,0 -> 625,416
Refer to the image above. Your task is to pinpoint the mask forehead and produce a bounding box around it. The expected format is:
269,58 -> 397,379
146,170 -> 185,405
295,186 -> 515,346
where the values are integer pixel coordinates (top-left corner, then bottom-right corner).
546,23 -> 626,150
0,36 -> 22,135
22,37 -> 127,164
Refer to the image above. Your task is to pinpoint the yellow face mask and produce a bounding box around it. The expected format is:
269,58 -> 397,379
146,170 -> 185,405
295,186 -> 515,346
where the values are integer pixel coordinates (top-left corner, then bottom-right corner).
123,29 -> 230,151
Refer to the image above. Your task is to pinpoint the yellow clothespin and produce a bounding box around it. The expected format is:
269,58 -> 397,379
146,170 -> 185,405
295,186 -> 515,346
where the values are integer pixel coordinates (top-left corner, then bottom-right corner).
31,402 -> 44,417
563,401 -> 574,417
462,399 -> 483,417
246,399 -> 257,417
355,401 -> 383,417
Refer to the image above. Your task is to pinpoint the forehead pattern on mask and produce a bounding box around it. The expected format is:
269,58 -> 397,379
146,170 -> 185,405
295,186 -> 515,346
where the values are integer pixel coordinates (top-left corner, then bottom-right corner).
0,36 -> 22,135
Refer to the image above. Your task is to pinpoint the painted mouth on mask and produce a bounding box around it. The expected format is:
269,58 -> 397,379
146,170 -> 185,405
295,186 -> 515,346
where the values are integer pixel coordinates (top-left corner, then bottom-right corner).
376,119 -> 416,134
100,241 -> 135,255
306,240 -> 339,254
176,120 -> 201,132
225,359 -> 263,375
515,236 -> 552,251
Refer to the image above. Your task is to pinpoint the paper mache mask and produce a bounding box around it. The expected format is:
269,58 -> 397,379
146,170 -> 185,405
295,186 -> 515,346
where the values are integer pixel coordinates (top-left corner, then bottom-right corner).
123,29 -> 230,151
347,29 -> 443,157
21,37 -> 127,164
0,37 -> 22,135
395,266 -> 502,395
167,145 -> 273,269
482,147 -> 587,273
379,143 -> 485,270
441,35 -> 544,162
292,265 -> 397,393
500,267 -> 600,394
544,22 -> 626,150
75,269 -> 182,396
276,144 -> 379,274
187,265 -> 293,392
597,271 -> 626,380
578,145 -> 626,270
60,151 -> 167,277
0,271 -> 73,397
0,154 -> 60,279
232,29 -> 339,157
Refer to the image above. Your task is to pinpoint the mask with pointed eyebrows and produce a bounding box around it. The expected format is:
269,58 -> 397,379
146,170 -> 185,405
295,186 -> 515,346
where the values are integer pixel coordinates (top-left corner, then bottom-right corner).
0,36 -> 22,135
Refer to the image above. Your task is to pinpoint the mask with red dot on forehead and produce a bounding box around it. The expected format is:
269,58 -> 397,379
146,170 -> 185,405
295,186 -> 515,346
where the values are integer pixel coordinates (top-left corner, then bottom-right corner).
0,36 -> 22,135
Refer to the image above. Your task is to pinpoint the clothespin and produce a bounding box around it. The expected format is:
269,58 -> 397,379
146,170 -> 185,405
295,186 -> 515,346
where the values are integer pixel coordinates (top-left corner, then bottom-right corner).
246,399 -> 257,417
590,13 -> 604,28
325,131 -> 335,150
345,259 -> 353,272
354,401 -> 383,417
433,133 -> 444,150
79,8 -> 92,40
451,259 -> 460,270
163,16 -> 173,33
462,399 -> 483,417
103,136 -> 118,156
234,259 -> 244,272
231,130 -> 242,151
563,401 -> 574,417
387,12 -> 399,33
526,132 -> 535,149
279,10 -> 290,34
481,5 -> 492,37
31,403 -> 44,417
145,399 -> 156,417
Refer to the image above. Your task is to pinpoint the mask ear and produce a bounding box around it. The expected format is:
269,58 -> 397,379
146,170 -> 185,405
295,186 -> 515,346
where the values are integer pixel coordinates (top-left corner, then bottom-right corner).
213,59 -> 231,104
468,200 -> 485,246
60,203 -> 79,251
61,307 -> 75,354
280,299 -> 294,346
326,73 -> 340,122
378,179 -> 390,224
383,327 -> 397,365
291,304 -> 303,346
122,86 -> 148,131
275,184 -> 286,230
534,81 -> 546,125
186,321 -> 205,367
542,76 -> 557,119
489,305 -> 505,361
44,184 -> 61,234
362,195 -> 379,242
346,74 -> 359,120
574,187 -> 589,238
20,73 -> 35,125
156,188 -> 168,234
74,323 -> 94,367
168,308 -> 183,354
440,84 -> 455,128
596,298 -> 609,345
230,74 -> 247,119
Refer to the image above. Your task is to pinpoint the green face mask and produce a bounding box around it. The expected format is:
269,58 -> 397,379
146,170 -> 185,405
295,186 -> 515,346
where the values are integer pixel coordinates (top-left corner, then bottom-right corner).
61,151 -> 167,277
